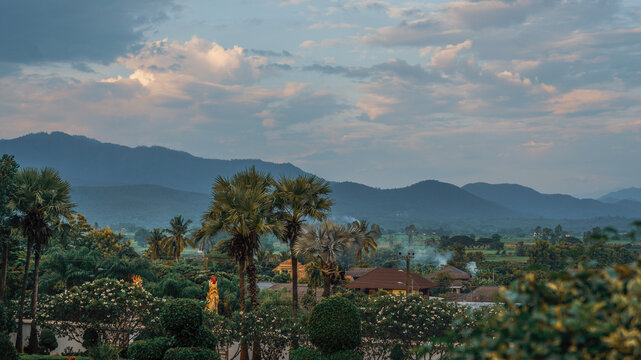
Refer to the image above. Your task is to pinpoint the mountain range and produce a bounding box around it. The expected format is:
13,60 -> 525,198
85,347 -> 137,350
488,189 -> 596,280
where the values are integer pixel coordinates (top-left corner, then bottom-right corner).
1,132 -> 640,231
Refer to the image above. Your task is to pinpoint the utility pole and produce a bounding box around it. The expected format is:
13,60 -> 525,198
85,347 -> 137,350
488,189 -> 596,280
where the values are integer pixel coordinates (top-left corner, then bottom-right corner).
398,252 -> 415,294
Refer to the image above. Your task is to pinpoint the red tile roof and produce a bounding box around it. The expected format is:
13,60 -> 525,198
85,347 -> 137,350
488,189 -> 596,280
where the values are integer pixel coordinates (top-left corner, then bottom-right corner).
345,268 -> 436,290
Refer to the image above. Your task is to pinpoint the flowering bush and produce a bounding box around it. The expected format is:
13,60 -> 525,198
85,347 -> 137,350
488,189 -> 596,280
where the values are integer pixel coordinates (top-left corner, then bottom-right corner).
246,303 -> 307,360
39,278 -> 161,350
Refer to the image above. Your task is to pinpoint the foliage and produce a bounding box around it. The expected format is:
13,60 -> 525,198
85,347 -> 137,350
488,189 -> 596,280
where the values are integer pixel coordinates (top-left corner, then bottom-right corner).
160,299 -> 203,342
162,216 -> 194,261
162,347 -> 220,360
308,296 -> 361,354
389,343 -> 404,360
39,278 -> 160,350
326,350 -> 362,360
528,239 -> 636,271
245,302 -> 306,360
38,328 -> 59,355
272,271 -> 291,283
73,225 -> 135,258
39,247 -> 98,294
452,261 -> 641,359
87,344 -> 121,360
127,337 -> 174,360
290,347 -> 324,360
0,333 -> 19,360
0,300 -> 14,333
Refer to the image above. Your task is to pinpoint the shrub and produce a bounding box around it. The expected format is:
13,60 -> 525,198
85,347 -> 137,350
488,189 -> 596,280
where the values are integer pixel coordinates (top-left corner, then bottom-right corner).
127,337 -> 173,360
0,333 -> 19,360
290,347 -> 324,360
39,328 -> 59,355
82,327 -> 101,349
389,344 -> 404,360
160,299 -> 203,341
87,343 -> 120,360
0,301 -> 14,334
162,347 -> 220,360
180,286 -> 203,299
326,350 -> 362,360
308,296 -> 361,354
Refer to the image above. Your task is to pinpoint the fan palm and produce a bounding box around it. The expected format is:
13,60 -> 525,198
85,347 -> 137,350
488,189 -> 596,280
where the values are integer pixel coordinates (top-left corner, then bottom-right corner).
350,220 -> 380,260
145,228 -> 166,260
162,215 -> 194,261
11,167 -> 74,353
273,175 -> 332,316
295,221 -> 363,298
40,247 -> 96,293
195,167 -> 282,360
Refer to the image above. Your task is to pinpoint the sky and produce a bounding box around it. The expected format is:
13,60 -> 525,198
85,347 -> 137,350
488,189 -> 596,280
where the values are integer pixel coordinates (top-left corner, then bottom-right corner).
0,0 -> 640,197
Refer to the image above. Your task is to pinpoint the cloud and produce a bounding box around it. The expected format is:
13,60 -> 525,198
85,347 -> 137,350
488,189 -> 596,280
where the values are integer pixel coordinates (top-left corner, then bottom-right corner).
309,22 -> 359,30
547,89 -> 625,115
248,49 -> 293,57
522,140 -> 554,153
0,0 -> 177,64
424,40 -> 472,68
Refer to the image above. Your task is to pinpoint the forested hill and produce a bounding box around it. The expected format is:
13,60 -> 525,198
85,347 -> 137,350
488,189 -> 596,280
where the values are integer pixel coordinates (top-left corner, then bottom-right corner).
0,132 -> 307,193
1,132 -> 640,230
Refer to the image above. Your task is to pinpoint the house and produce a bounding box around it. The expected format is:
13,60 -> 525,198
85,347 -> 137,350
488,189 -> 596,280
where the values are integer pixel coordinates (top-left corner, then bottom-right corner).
456,286 -> 500,302
273,259 -> 307,280
425,265 -> 472,293
345,267 -> 375,280
345,268 -> 436,295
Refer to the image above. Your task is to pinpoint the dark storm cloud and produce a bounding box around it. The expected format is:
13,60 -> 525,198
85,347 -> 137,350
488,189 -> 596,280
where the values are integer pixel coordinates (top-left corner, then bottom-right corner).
0,0 -> 177,64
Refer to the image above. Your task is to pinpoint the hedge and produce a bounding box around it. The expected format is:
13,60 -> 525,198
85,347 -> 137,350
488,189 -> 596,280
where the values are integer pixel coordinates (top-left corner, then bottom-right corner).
308,296 -> 361,354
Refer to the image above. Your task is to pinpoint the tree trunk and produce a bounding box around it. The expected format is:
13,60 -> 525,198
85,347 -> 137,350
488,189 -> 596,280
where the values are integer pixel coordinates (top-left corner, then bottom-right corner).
238,258 -> 249,360
0,238 -> 9,300
246,253 -> 261,360
289,231 -> 300,350
16,236 -> 33,353
322,272 -> 331,298
27,241 -> 41,354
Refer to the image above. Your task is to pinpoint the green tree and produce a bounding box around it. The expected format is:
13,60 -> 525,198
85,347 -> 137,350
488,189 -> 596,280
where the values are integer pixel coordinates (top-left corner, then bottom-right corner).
273,175 -> 333,318
295,222 -> 364,297
350,220 -> 380,260
404,224 -> 418,249
39,247 -> 97,293
11,167 -> 74,353
145,228 -> 166,260
195,167 -> 282,360
162,215 -> 194,261
0,154 -> 18,301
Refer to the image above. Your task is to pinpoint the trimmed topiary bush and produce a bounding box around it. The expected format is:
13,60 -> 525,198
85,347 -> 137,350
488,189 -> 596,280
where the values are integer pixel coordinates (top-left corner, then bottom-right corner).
162,347 -> 220,360
128,337 -> 174,360
308,296 -> 361,354
39,328 -> 59,355
160,299 -> 203,341
290,347 -> 325,360
390,343 -> 404,360
82,327 -> 101,349
0,333 -> 19,360
326,350 -> 362,360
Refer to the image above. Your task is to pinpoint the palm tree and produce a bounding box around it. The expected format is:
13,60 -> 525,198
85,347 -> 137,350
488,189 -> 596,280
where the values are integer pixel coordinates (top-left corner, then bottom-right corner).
351,220 -> 380,260
145,228 -> 165,260
195,167 -> 282,360
0,154 -> 18,301
295,221 -> 364,298
40,247 -> 96,293
162,216 -> 194,261
11,168 -> 74,353
273,175 -> 332,317
405,224 -> 418,249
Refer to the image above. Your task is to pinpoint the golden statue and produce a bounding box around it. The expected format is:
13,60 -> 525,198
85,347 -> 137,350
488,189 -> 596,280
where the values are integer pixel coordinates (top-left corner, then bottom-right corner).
205,275 -> 219,314
132,275 -> 143,287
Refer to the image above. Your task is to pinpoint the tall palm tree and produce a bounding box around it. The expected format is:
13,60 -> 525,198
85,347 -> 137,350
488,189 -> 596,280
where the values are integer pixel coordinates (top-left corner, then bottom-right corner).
350,220 -> 380,260
145,228 -> 165,260
162,216 -> 194,261
273,175 -> 332,317
295,221 -> 364,298
195,167 -> 282,360
0,154 -> 18,301
11,168 -> 74,353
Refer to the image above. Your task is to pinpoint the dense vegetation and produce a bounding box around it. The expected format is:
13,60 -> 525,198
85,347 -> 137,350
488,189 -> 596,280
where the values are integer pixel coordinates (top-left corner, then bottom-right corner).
2,154 -> 641,360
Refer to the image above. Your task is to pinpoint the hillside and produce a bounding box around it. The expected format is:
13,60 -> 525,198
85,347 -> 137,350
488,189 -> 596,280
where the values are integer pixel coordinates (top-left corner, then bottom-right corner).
0,132 -> 307,193
462,183 -> 641,219
600,188 -> 641,203
2,132 -> 640,230
72,185 -> 209,228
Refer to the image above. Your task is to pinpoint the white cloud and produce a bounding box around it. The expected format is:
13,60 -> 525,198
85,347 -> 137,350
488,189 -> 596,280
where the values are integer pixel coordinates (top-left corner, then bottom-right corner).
426,40 -> 472,68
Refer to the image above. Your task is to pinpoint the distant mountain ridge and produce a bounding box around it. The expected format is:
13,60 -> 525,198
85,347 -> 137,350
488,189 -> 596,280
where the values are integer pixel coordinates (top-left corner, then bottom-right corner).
1,132 -> 639,229
462,182 -> 641,219
0,132 -> 307,193
599,188 -> 641,203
